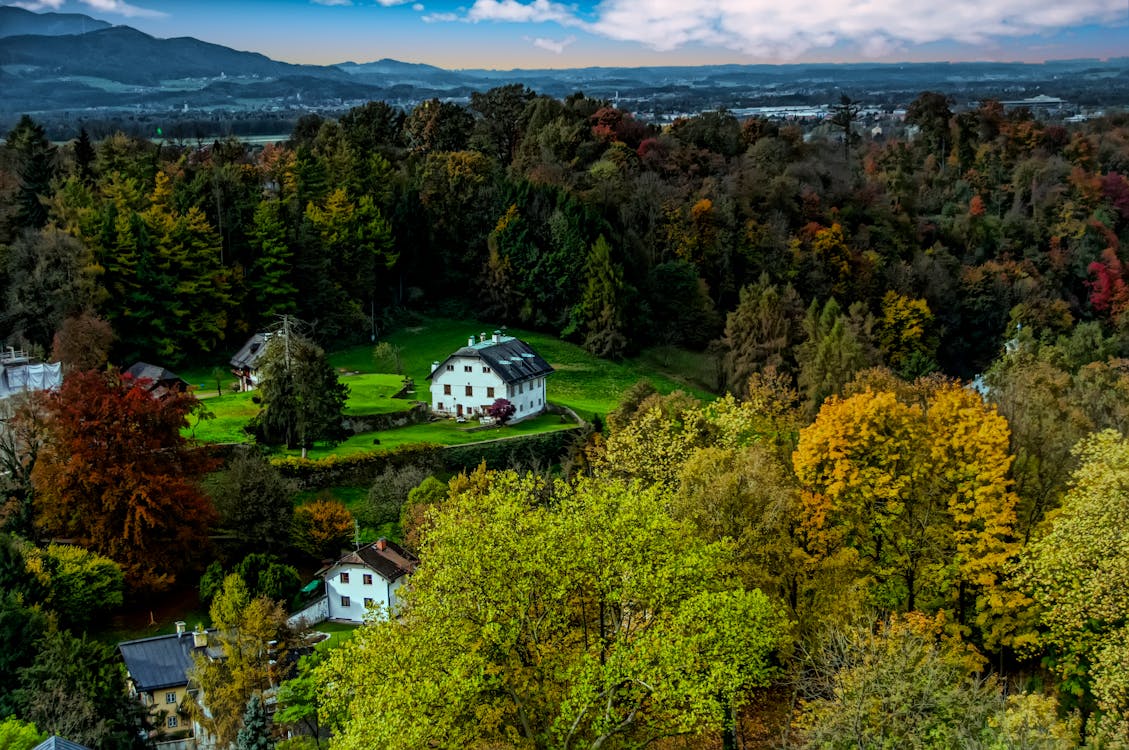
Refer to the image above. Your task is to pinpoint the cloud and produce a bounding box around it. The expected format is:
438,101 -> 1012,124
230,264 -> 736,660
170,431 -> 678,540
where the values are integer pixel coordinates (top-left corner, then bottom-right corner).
412,2 -> 424,9
422,11 -> 459,22
531,34 -> 575,53
12,0 -> 164,17
466,0 -> 581,26
311,0 -> 353,5
374,0 -> 415,5
433,0 -> 1125,59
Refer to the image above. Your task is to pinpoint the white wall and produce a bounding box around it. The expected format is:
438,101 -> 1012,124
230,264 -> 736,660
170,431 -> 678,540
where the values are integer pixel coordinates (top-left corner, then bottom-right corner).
429,356 -> 508,417
324,563 -> 395,622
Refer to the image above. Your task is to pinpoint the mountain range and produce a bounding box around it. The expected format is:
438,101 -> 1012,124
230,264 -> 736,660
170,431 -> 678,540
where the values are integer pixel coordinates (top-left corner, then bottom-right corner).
2,5 -> 1128,136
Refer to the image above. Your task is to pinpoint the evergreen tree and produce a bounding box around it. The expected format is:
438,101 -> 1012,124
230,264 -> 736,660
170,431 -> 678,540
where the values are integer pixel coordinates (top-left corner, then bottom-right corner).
249,317 -> 349,458
5,116 -> 56,232
236,694 -> 274,750
73,128 -> 96,184
571,234 -> 629,359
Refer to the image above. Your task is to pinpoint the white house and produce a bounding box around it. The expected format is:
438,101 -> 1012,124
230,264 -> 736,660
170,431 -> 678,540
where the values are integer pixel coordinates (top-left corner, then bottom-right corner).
427,331 -> 554,422
320,539 -> 417,623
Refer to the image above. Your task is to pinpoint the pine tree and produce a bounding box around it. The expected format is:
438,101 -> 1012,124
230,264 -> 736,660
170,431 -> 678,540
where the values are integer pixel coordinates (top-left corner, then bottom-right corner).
5,115 -> 56,232
250,317 -> 349,458
235,693 -> 274,750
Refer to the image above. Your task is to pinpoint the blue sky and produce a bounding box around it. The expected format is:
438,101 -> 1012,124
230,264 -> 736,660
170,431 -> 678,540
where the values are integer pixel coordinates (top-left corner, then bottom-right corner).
8,0 -> 1128,68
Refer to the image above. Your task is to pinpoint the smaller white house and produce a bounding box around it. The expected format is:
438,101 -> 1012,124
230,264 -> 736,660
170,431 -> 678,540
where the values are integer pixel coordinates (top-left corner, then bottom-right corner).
427,331 -> 554,422
319,539 -> 418,623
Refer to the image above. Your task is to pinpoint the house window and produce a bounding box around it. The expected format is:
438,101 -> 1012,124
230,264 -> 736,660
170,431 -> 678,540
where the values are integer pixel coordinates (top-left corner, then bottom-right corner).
446,365 -> 454,371
339,572 -> 349,584
482,367 -> 490,373
167,717 -> 179,729
437,402 -> 443,410
464,365 -> 473,372
487,387 -> 494,398
519,383 -> 524,393
166,692 -> 177,704
341,596 -> 351,607
364,597 -> 374,608
443,384 -> 451,395
465,385 -> 473,396
363,574 -> 373,585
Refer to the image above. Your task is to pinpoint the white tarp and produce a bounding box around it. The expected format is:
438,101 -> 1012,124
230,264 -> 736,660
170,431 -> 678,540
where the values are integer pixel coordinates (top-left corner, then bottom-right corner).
0,362 -> 62,400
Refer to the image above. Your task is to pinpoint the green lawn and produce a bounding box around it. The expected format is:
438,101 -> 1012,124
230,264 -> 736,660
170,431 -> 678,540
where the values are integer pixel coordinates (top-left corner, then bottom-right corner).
185,317 -> 712,448
274,412 -> 575,459
378,318 -> 715,420
313,621 -> 360,651
189,373 -> 413,444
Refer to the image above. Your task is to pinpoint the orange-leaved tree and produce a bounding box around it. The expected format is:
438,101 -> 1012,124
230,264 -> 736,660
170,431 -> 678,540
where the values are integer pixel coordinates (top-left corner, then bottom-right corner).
793,381 -> 1031,652
29,369 -> 217,592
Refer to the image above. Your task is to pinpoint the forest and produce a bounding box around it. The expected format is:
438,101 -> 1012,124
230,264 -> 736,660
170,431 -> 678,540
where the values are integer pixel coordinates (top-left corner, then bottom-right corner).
1,85 -> 1129,748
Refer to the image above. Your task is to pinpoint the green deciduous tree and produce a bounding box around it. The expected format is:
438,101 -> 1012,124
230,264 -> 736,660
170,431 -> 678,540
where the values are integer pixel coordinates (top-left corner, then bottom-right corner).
2,225 -> 99,351
207,452 -> 296,554
22,542 -> 124,629
1024,430 -> 1129,725
319,472 -> 787,750
274,653 -> 322,749
795,612 -> 1078,749
16,629 -> 148,750
0,717 -> 45,750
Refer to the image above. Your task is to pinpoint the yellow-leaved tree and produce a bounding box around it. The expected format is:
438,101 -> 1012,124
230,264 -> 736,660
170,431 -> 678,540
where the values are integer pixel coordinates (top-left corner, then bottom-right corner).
792,380 -> 1032,652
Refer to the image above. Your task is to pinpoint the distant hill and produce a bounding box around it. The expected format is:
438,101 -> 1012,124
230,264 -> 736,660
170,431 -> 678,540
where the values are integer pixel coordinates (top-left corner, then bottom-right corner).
0,6 -> 111,37
3,7 -> 1129,136
0,24 -> 347,86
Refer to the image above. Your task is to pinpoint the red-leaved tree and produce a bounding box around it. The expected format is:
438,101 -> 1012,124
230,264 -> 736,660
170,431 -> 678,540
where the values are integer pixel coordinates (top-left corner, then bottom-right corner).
487,398 -> 516,425
28,369 -> 218,591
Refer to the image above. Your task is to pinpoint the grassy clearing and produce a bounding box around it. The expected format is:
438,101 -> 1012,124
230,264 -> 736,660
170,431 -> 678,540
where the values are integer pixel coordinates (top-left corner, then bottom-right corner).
189,373 -> 413,444
313,621 -> 360,651
379,318 -> 715,420
274,412 -> 575,459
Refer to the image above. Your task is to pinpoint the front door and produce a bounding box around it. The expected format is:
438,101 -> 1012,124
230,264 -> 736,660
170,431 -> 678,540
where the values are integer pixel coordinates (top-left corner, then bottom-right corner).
456,404 -> 463,417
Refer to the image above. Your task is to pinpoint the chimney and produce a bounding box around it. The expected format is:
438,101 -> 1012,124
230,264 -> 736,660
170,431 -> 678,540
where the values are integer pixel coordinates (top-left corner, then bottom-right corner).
175,621 -> 186,637
492,330 -> 500,344
193,624 -> 207,648
468,335 -> 475,346
479,332 -> 486,343
431,361 -> 440,373
376,538 -> 387,551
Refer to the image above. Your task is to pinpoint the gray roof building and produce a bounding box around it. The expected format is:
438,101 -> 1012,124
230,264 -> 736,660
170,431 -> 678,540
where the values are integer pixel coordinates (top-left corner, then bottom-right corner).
118,628 -> 214,693
32,738 -> 92,750
426,332 -> 553,386
230,332 -> 271,371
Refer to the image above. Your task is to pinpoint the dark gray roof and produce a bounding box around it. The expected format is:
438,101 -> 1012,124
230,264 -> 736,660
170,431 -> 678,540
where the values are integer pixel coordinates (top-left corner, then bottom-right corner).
323,539 -> 417,582
230,333 -> 270,369
125,362 -> 185,388
427,335 -> 553,385
32,738 -> 92,750
118,632 -> 209,692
